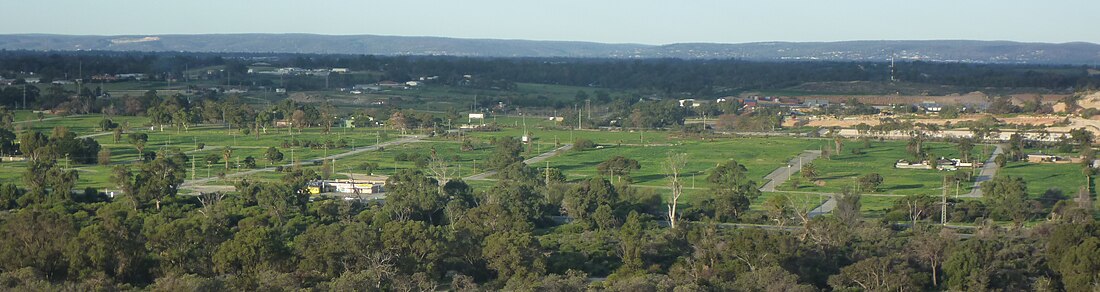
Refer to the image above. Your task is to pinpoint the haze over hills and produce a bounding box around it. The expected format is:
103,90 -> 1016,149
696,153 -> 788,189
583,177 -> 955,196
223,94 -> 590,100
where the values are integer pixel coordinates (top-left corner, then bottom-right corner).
1,34 -> 1099,64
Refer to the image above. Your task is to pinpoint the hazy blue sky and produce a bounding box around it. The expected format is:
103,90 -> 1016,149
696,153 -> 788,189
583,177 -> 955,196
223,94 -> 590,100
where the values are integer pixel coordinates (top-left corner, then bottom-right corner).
2,0 -> 1095,44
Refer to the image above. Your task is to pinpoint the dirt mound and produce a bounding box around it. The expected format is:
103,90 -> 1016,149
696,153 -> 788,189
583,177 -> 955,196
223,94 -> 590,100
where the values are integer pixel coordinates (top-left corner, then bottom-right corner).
1078,91 -> 1100,110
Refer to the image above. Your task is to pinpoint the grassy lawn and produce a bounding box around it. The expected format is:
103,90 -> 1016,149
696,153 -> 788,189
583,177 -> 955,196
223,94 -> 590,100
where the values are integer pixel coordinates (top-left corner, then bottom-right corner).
460,127 -> 677,146
750,192 -> 828,211
547,137 -> 823,190
997,161 -> 1088,199
777,140 -> 988,196
859,195 -> 901,218
4,114 -> 402,190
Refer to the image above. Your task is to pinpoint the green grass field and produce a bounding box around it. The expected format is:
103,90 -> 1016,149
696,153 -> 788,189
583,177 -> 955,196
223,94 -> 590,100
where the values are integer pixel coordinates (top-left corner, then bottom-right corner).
546,137 -> 824,190
777,140 -> 987,196
2,113 -> 402,190
997,161 -> 1088,199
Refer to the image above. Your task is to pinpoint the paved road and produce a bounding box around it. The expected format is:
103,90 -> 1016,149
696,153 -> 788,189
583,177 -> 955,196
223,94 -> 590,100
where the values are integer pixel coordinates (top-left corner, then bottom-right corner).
964,144 -> 1004,198
754,150 -> 837,218
760,150 -> 823,192
465,144 -> 573,181
181,135 -> 423,193
808,196 -> 837,218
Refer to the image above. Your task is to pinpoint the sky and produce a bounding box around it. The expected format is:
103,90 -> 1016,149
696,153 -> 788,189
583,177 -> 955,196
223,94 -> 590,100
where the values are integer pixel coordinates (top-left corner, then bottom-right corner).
1,0 -> 1096,45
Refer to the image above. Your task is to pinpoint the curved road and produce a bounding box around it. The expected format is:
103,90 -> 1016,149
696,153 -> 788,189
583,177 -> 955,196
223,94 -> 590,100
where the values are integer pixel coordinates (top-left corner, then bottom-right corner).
464,144 -> 573,181
181,135 -> 423,193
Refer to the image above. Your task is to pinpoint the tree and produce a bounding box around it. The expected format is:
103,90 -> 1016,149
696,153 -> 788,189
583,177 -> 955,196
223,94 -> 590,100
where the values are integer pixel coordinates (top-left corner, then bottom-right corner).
0,209 -> 78,280
734,266 -> 815,292
906,134 -> 926,161
66,201 -> 151,283
204,153 -> 220,167
243,156 -> 256,169
389,111 -> 408,134
994,153 -> 1007,169
909,227 -> 955,288
483,231 -> 546,284
763,194 -> 792,226
834,188 -> 862,225
486,137 -> 523,170
384,170 -> 446,222
222,146 -> 232,170
1070,127 -> 1094,147
1058,237 -> 1100,290
596,156 -> 641,183
212,226 -> 287,275
664,152 -> 687,228
98,118 -> 118,131
707,160 -> 760,222
562,177 -> 617,227
125,150 -> 188,210
982,176 -> 1031,227
291,109 -> 308,133
957,138 -> 975,162
97,148 -> 111,165
858,173 -> 884,192
264,147 -> 283,165
128,132 -> 148,157
618,211 -> 647,273
828,256 -> 923,291
19,131 -> 53,162
800,162 -> 818,180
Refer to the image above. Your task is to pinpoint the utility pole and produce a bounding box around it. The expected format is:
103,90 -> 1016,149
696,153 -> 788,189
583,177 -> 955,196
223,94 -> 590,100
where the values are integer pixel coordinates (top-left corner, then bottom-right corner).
575,104 -> 580,130
22,84 -> 26,109
545,161 -> 550,186
941,175 -> 948,225
586,99 -> 591,120
191,154 -> 195,180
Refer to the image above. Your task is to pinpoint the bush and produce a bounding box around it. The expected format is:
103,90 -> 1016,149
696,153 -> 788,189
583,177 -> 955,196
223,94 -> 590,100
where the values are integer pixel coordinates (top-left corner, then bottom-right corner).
574,139 -> 596,151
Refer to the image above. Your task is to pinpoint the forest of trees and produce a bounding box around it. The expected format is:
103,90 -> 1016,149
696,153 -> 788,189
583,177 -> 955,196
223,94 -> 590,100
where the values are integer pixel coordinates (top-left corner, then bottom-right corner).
3,123 -> 1100,290
2,50 -> 1098,97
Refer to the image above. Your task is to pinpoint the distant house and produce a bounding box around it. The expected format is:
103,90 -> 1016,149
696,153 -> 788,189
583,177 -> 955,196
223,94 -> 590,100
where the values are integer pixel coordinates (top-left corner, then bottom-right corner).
91,74 -> 119,82
331,68 -> 350,73
918,102 -> 944,113
115,73 -> 147,81
353,84 -> 381,91
405,81 -> 422,87
0,79 -> 14,86
377,81 -> 403,87
469,113 -> 486,120
678,99 -> 699,107
307,178 -> 387,195
275,88 -> 287,93
895,159 -> 932,169
1027,153 -> 1064,163
803,99 -> 830,107
24,78 -> 40,84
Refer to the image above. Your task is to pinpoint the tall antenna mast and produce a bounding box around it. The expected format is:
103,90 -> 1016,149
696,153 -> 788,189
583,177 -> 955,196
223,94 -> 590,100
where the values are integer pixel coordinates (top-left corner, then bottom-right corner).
889,53 -> 897,82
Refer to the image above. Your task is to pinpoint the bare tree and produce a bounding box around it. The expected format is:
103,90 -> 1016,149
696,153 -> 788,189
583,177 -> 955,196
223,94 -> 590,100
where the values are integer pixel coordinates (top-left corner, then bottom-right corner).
427,147 -> 455,193
909,227 -> 955,288
664,152 -> 687,228
789,194 -> 821,228
197,192 -> 227,218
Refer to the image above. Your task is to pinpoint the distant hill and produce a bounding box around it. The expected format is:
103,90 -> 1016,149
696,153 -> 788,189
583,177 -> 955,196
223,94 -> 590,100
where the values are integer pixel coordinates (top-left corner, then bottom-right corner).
1,34 -> 1099,64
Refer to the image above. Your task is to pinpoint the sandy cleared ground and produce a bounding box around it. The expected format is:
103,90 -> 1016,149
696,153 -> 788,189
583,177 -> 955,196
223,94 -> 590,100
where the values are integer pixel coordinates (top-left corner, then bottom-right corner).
788,114 -> 1065,128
